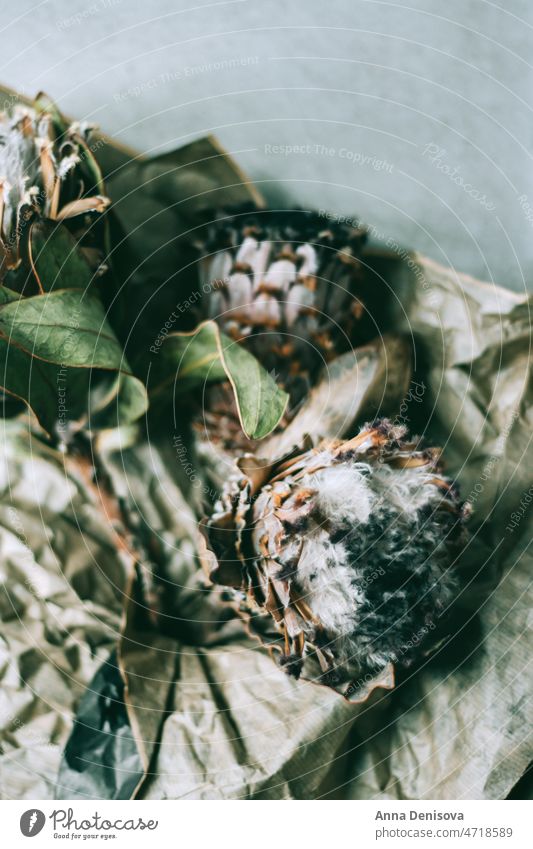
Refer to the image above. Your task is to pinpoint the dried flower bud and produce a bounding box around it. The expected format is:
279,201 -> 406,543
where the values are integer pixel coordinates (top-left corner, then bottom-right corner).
203,420 -> 469,695
198,208 -> 369,383
0,96 -> 109,283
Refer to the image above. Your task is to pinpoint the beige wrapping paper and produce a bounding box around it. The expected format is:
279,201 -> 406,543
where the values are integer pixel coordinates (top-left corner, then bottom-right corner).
0,249 -> 530,799
0,424 -> 131,798
138,252 -> 532,799
334,252 -> 532,800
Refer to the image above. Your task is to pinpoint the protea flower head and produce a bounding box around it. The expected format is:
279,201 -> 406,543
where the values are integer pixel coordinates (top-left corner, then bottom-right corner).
203,419 -> 469,695
0,94 -> 109,287
198,207 -> 368,389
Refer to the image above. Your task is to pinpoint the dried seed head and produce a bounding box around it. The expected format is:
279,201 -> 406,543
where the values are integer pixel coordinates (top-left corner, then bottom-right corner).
198,208 -> 369,388
203,419 -> 469,694
0,97 -> 109,277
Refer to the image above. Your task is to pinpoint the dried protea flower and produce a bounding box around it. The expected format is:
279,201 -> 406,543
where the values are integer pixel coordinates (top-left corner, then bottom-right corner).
202,420 -> 469,695
198,207 -> 368,389
0,93 -> 110,288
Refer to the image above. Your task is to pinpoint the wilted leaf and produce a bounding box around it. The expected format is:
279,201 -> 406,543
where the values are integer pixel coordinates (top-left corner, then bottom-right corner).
138,135 -> 264,216
0,288 -> 123,368
335,252 -> 533,800
151,320 -> 288,439
0,286 -> 20,305
150,320 -> 226,393
108,135 -> 262,233
29,222 -> 96,293
218,332 -> 289,440
88,372 -> 148,431
56,196 -> 110,221
0,289 -> 147,432
0,335 -> 64,432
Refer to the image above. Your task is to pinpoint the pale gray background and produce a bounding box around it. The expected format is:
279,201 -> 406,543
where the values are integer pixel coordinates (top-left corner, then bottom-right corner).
3,0 -> 533,292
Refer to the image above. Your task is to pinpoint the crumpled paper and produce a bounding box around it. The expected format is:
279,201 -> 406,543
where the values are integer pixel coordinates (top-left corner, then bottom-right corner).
335,251 -> 532,800
0,423 -> 132,799
1,234 -> 531,800
341,542 -> 532,800
136,252 -> 533,799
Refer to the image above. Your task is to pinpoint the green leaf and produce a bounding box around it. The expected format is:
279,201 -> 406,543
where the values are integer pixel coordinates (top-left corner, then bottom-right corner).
0,340 -> 147,436
217,334 -> 289,440
153,320 -> 227,392
89,372 -> 148,431
29,221 -> 94,293
0,288 -> 123,368
0,335 -> 63,433
34,91 -> 68,134
0,289 -> 148,433
0,286 -> 21,305
151,320 -> 288,440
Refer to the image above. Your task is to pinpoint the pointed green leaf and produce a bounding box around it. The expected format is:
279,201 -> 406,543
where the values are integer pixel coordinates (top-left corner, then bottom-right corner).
0,289 -> 148,433
151,320 -> 288,440
0,336 -> 63,433
217,333 -> 289,440
154,320 -> 227,393
0,340 -> 147,436
29,221 -> 94,293
89,372 -> 148,430
0,288 -> 123,368
0,286 -> 21,305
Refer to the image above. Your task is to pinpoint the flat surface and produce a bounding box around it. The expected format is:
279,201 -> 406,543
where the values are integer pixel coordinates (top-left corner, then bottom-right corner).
3,0 -> 532,292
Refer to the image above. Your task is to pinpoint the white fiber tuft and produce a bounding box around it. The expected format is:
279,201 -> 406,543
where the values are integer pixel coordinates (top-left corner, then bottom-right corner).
304,463 -> 374,525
